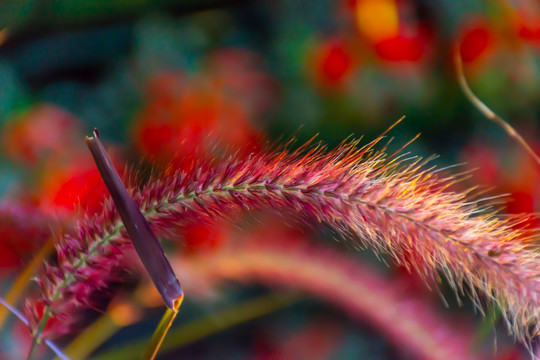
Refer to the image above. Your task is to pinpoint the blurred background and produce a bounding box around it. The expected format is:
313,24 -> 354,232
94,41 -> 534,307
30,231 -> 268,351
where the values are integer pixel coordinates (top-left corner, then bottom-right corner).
1,0 -> 540,359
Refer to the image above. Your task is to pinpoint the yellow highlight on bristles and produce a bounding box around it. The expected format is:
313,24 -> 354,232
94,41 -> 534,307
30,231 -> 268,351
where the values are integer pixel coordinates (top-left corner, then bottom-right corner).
355,0 -> 399,42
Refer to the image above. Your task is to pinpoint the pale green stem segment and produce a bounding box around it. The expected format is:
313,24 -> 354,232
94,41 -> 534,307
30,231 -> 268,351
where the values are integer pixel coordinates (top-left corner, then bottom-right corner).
143,295 -> 183,360
26,312 -> 50,360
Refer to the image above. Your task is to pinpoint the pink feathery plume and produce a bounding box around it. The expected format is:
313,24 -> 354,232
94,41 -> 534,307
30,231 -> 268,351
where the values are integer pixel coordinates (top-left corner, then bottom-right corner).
173,225 -> 484,360
27,127 -> 540,348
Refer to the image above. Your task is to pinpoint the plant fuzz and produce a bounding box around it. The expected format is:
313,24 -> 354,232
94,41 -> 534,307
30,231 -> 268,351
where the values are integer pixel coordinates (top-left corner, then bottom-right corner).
27,134 -> 540,348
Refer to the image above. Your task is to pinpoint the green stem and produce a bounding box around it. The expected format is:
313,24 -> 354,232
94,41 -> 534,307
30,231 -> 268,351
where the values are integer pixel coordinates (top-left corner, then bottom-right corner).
26,310 -> 50,360
142,296 -> 183,360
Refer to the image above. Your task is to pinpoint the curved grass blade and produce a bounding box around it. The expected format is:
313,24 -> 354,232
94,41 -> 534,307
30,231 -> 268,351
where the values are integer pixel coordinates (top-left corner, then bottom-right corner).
85,129 -> 183,310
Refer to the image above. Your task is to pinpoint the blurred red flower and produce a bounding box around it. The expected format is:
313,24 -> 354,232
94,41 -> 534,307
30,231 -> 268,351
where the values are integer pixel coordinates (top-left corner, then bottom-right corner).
134,50 -> 272,171
460,139 -> 540,229
351,0 -> 431,64
511,10 -> 540,43
46,161 -> 108,215
458,20 -> 495,65
1,104 -> 113,217
2,104 -> 83,166
181,221 -> 228,254
309,37 -> 357,90
134,84 -> 261,171
374,34 -> 426,62
0,204 -> 50,272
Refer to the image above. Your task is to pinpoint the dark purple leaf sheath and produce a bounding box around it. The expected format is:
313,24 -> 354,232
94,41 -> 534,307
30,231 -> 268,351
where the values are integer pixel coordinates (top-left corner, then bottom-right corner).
85,129 -> 183,309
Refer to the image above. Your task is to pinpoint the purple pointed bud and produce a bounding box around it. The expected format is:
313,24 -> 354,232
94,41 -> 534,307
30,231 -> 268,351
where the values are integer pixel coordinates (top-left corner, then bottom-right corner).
85,129 -> 183,309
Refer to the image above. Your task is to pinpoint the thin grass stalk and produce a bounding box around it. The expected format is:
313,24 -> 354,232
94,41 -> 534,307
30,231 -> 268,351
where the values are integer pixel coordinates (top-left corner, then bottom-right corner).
454,48 -> 540,168
142,295 -> 183,360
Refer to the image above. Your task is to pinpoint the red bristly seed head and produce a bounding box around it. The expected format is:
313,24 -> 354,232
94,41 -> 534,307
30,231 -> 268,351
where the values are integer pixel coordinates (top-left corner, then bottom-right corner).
27,133 -> 540,347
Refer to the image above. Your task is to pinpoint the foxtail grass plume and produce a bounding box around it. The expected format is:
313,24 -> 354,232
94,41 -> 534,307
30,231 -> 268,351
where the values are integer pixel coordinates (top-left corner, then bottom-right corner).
27,124 -> 540,349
